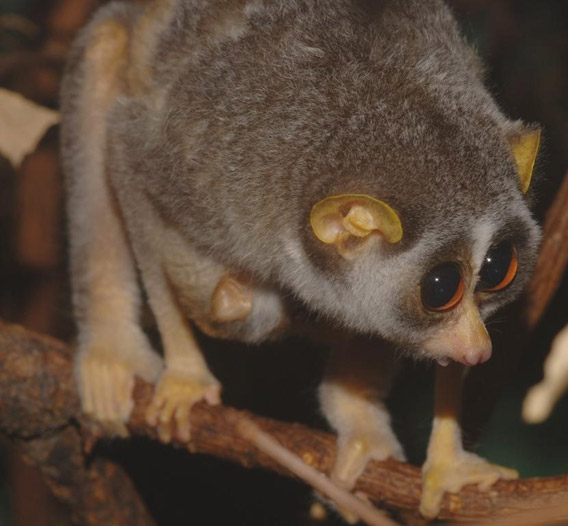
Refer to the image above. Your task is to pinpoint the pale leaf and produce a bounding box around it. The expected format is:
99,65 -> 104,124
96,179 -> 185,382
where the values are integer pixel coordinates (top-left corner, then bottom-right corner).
0,88 -> 60,168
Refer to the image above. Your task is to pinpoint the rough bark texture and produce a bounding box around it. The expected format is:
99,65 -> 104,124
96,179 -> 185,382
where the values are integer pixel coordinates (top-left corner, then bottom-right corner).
0,319 -> 567,523
128,383 -> 568,521
0,324 -> 155,526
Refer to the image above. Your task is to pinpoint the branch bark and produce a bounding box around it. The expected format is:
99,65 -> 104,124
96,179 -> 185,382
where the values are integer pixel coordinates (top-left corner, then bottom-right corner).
128,384 -> 568,521
0,318 -> 567,523
0,324 -> 155,526
524,171 -> 568,330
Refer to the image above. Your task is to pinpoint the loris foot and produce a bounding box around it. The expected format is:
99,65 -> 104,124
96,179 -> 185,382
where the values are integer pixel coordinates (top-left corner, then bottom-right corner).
331,430 -> 404,524
76,328 -> 164,437
420,451 -> 518,518
319,362 -> 404,523
146,369 -> 221,443
309,428 -> 403,525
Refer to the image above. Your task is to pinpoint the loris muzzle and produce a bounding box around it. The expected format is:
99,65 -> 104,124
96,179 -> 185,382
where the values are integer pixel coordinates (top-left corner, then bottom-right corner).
60,0 -> 541,518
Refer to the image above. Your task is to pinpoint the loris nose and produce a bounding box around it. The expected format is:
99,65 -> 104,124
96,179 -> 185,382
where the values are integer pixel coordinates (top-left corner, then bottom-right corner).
423,300 -> 493,367
455,311 -> 492,366
458,342 -> 492,366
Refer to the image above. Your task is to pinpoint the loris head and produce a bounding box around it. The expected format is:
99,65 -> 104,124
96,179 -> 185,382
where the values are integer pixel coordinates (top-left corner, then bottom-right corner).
298,128 -> 541,367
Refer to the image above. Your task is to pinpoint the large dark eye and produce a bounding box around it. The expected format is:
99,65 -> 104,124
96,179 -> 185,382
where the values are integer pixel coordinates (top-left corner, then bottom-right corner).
421,262 -> 464,312
478,243 -> 518,292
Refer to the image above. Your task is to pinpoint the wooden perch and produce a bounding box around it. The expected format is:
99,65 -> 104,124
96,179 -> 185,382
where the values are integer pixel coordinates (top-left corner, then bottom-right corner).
0,324 -> 155,526
0,320 -> 566,524
0,171 -> 566,525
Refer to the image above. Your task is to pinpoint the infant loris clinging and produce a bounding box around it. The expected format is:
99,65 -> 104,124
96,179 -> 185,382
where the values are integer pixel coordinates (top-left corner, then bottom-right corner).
60,0 -> 541,518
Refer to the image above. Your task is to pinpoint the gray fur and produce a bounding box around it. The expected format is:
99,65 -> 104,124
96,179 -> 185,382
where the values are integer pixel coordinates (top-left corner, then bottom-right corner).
62,0 -> 540,356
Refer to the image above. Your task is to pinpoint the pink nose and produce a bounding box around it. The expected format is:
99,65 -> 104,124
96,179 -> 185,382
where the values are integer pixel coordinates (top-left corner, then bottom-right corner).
457,347 -> 492,366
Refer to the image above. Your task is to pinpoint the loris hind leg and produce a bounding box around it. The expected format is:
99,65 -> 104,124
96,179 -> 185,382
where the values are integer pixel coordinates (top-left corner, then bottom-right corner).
62,9 -> 163,437
319,340 -> 404,521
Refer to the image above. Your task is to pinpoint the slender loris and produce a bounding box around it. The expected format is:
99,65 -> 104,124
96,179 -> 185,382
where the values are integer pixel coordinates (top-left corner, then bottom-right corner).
61,0 -> 541,518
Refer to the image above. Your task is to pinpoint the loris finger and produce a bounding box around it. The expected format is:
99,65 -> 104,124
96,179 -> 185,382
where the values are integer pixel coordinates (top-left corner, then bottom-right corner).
174,401 -> 192,442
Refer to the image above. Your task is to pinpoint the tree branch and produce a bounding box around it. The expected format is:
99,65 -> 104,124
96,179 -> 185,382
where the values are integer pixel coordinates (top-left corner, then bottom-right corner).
0,317 -> 567,523
128,383 -> 568,521
0,324 -> 155,526
524,171 -> 568,330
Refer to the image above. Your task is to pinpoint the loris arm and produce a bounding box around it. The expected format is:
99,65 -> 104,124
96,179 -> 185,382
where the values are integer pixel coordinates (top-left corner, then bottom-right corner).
420,362 -> 518,518
115,192 -> 224,443
318,340 -> 405,522
136,242 -> 222,443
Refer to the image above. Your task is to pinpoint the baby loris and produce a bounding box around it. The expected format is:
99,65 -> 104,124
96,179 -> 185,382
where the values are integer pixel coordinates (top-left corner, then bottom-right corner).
60,0 -> 541,518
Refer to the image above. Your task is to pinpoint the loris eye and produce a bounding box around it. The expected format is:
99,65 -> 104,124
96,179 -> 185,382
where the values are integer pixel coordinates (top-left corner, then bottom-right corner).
477,243 -> 518,292
421,262 -> 464,312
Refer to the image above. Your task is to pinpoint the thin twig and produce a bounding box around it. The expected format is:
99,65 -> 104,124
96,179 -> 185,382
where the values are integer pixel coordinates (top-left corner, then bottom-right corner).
235,417 -> 400,526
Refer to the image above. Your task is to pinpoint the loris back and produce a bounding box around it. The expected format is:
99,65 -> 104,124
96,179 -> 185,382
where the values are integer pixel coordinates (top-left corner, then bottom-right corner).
81,0 -> 539,340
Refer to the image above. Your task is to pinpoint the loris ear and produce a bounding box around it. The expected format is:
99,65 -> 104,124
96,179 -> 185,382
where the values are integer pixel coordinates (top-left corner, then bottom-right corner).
508,129 -> 541,194
310,194 -> 402,260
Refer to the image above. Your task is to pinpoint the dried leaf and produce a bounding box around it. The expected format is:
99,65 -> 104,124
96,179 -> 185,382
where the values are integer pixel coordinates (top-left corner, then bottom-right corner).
0,88 -> 60,168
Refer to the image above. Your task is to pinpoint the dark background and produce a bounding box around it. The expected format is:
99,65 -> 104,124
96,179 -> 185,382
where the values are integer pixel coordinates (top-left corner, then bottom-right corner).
0,1 -> 567,525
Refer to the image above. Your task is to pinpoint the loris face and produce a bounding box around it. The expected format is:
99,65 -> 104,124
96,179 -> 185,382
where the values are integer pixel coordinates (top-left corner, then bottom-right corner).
391,212 -> 538,366
302,131 -> 541,366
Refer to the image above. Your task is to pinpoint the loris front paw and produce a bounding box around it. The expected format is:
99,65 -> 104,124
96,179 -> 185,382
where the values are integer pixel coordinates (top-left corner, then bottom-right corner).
319,384 -> 404,524
75,325 -> 164,437
420,450 -> 518,518
320,385 -> 405,490
145,368 -> 221,443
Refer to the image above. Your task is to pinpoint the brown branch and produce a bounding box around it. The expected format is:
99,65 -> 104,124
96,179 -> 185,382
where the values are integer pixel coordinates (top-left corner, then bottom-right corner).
524,171 -> 568,330
0,182 -> 565,523
129,389 -> 568,521
452,500 -> 568,526
1,319 -> 568,523
0,323 -> 155,526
